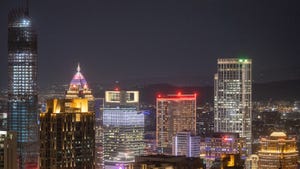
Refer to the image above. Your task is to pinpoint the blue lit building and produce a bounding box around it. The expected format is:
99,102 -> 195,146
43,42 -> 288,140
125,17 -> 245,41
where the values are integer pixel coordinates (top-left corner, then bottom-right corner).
201,132 -> 247,168
103,90 -> 144,168
7,7 -> 38,169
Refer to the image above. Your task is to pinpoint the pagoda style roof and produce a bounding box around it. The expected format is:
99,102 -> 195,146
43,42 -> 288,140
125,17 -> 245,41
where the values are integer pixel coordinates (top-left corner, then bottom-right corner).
69,64 -> 88,90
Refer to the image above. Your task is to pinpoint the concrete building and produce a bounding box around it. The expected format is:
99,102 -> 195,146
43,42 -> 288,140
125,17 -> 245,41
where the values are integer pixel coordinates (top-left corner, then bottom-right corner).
156,93 -> 197,154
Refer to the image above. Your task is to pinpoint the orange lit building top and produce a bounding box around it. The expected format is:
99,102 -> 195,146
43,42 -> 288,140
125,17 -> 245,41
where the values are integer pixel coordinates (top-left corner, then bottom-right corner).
39,98 -> 95,169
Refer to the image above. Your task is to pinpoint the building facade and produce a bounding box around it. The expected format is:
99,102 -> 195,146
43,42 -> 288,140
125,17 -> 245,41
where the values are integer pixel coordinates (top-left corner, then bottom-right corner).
201,132 -> 247,168
128,155 -> 205,169
172,131 -> 200,157
103,90 -> 144,168
258,132 -> 298,169
0,97 -> 7,129
8,7 -> 38,169
214,58 -> 252,154
156,93 -> 197,154
0,131 -> 17,169
39,98 -> 95,169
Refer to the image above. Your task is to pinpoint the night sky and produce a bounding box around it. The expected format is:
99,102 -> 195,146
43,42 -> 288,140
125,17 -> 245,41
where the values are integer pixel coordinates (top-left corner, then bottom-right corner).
1,0 -> 300,88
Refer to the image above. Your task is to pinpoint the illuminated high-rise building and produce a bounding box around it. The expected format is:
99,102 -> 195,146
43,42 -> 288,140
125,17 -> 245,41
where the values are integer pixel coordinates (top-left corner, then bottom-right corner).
65,64 -> 100,168
214,58 -> 252,154
156,93 -> 197,154
258,132 -> 298,169
103,90 -> 144,168
7,4 -> 38,169
172,131 -> 200,157
0,130 -> 17,169
39,98 -> 95,169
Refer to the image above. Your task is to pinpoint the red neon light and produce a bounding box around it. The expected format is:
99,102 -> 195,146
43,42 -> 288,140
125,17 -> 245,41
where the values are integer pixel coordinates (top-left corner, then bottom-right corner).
114,87 -> 119,91
223,137 -> 233,141
156,93 -> 197,99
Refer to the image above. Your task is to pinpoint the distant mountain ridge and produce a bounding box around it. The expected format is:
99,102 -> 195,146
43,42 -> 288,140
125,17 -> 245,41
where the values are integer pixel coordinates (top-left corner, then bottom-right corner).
138,79 -> 300,105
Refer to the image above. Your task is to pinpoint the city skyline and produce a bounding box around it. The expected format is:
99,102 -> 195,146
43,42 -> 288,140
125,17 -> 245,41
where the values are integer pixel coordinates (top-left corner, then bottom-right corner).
0,0 -> 300,88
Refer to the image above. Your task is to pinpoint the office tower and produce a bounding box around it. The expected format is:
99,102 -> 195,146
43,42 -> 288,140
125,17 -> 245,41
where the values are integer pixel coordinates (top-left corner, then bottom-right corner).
196,105 -> 214,137
65,64 -> 100,168
8,5 -> 38,169
39,98 -> 95,169
201,132 -> 246,168
172,131 -> 200,157
214,58 -> 252,154
128,154 -> 205,169
156,93 -> 197,154
258,132 -> 298,169
0,131 -> 17,169
103,90 -> 144,168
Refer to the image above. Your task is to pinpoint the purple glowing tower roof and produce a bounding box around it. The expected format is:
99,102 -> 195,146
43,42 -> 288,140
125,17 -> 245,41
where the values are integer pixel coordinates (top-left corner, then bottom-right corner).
69,64 -> 88,89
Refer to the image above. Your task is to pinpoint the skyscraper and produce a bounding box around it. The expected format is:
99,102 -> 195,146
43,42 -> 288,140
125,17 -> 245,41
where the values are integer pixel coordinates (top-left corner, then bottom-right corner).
156,93 -> 197,154
7,5 -> 38,169
103,90 -> 144,168
214,58 -> 252,154
39,98 -> 95,169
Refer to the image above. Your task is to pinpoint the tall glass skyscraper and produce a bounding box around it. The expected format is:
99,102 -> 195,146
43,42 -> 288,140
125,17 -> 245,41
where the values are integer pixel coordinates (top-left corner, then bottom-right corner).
7,6 -> 38,169
214,58 -> 252,154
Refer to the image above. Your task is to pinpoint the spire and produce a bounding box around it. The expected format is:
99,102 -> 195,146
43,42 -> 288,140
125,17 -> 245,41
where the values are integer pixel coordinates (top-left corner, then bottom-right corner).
77,63 -> 81,72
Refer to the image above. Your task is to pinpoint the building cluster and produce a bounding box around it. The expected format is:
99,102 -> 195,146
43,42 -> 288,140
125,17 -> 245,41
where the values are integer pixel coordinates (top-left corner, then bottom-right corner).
0,3 -> 299,169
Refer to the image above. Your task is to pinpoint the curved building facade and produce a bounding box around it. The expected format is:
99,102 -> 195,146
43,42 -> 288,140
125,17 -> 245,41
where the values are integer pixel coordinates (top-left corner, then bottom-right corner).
258,132 -> 298,169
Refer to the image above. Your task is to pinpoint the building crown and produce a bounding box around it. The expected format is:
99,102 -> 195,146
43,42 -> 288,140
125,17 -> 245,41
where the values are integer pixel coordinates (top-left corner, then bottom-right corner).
69,63 -> 89,90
